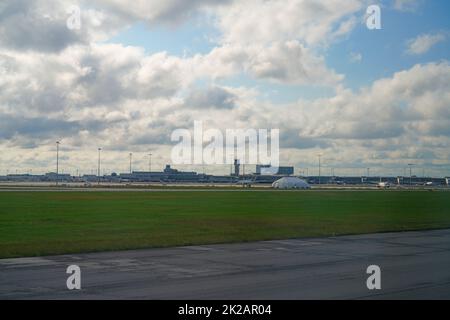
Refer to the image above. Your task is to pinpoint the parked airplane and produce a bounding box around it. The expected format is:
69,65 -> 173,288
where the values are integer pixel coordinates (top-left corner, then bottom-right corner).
236,179 -> 255,187
377,182 -> 391,189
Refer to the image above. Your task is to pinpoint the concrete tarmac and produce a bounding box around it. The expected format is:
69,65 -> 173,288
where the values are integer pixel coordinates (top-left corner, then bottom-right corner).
1,229 -> 450,300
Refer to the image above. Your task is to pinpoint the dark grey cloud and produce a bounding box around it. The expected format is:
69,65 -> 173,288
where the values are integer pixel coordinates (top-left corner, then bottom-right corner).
0,0 -> 87,52
419,121 -> 450,137
96,0 -> 233,26
185,86 -> 237,109
0,114 -> 104,142
0,0 -> 235,53
76,53 -> 183,103
280,129 -> 331,149
322,122 -> 406,140
129,120 -> 181,146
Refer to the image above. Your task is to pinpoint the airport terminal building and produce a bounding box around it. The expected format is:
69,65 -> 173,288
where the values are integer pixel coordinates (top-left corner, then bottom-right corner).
0,164 -> 449,186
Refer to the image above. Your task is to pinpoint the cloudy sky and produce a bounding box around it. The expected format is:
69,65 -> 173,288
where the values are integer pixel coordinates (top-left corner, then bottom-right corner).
1,0 -> 449,177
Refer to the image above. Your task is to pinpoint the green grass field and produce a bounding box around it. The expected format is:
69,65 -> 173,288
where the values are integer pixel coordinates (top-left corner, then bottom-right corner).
1,190 -> 449,258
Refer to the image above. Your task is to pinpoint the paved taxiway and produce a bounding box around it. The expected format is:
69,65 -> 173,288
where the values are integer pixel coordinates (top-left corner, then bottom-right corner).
1,229 -> 450,299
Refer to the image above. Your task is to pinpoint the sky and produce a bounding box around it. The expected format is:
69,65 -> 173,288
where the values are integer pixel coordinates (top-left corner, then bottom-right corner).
0,0 -> 450,177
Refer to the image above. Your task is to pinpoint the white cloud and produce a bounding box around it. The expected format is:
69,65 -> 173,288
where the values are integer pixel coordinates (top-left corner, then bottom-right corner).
197,41 -> 343,85
0,0 -> 358,89
2,61 -> 450,175
0,0 -> 449,175
406,33 -> 447,55
349,52 -> 362,63
239,62 -> 450,169
0,0 -> 131,52
212,0 -> 363,47
94,0 -> 231,25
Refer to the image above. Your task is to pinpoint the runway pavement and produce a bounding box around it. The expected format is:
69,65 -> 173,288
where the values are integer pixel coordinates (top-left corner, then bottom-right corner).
1,229 -> 450,300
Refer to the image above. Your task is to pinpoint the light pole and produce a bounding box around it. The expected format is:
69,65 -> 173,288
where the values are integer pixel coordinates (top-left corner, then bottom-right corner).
148,153 -> 152,172
148,153 -> 152,183
408,164 -> 415,187
56,141 -> 60,186
318,154 -> 322,185
98,148 -> 102,185
129,153 -> 133,174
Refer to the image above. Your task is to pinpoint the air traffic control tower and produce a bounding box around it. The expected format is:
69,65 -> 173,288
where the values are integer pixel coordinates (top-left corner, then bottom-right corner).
233,159 -> 240,177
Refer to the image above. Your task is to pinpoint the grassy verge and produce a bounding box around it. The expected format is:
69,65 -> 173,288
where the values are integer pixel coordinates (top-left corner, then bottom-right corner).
1,190 -> 449,258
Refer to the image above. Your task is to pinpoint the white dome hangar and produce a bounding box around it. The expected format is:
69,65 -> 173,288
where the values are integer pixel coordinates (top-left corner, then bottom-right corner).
272,177 -> 311,189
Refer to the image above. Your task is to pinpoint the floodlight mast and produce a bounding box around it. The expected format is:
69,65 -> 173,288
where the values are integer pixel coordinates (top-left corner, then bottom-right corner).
129,153 -> 133,174
148,153 -> 152,172
408,163 -> 415,187
98,148 -> 102,185
56,141 -> 60,186
317,154 -> 322,185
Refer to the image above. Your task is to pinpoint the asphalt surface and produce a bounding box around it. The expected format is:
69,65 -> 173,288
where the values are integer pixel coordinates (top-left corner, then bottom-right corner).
1,229 -> 450,300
